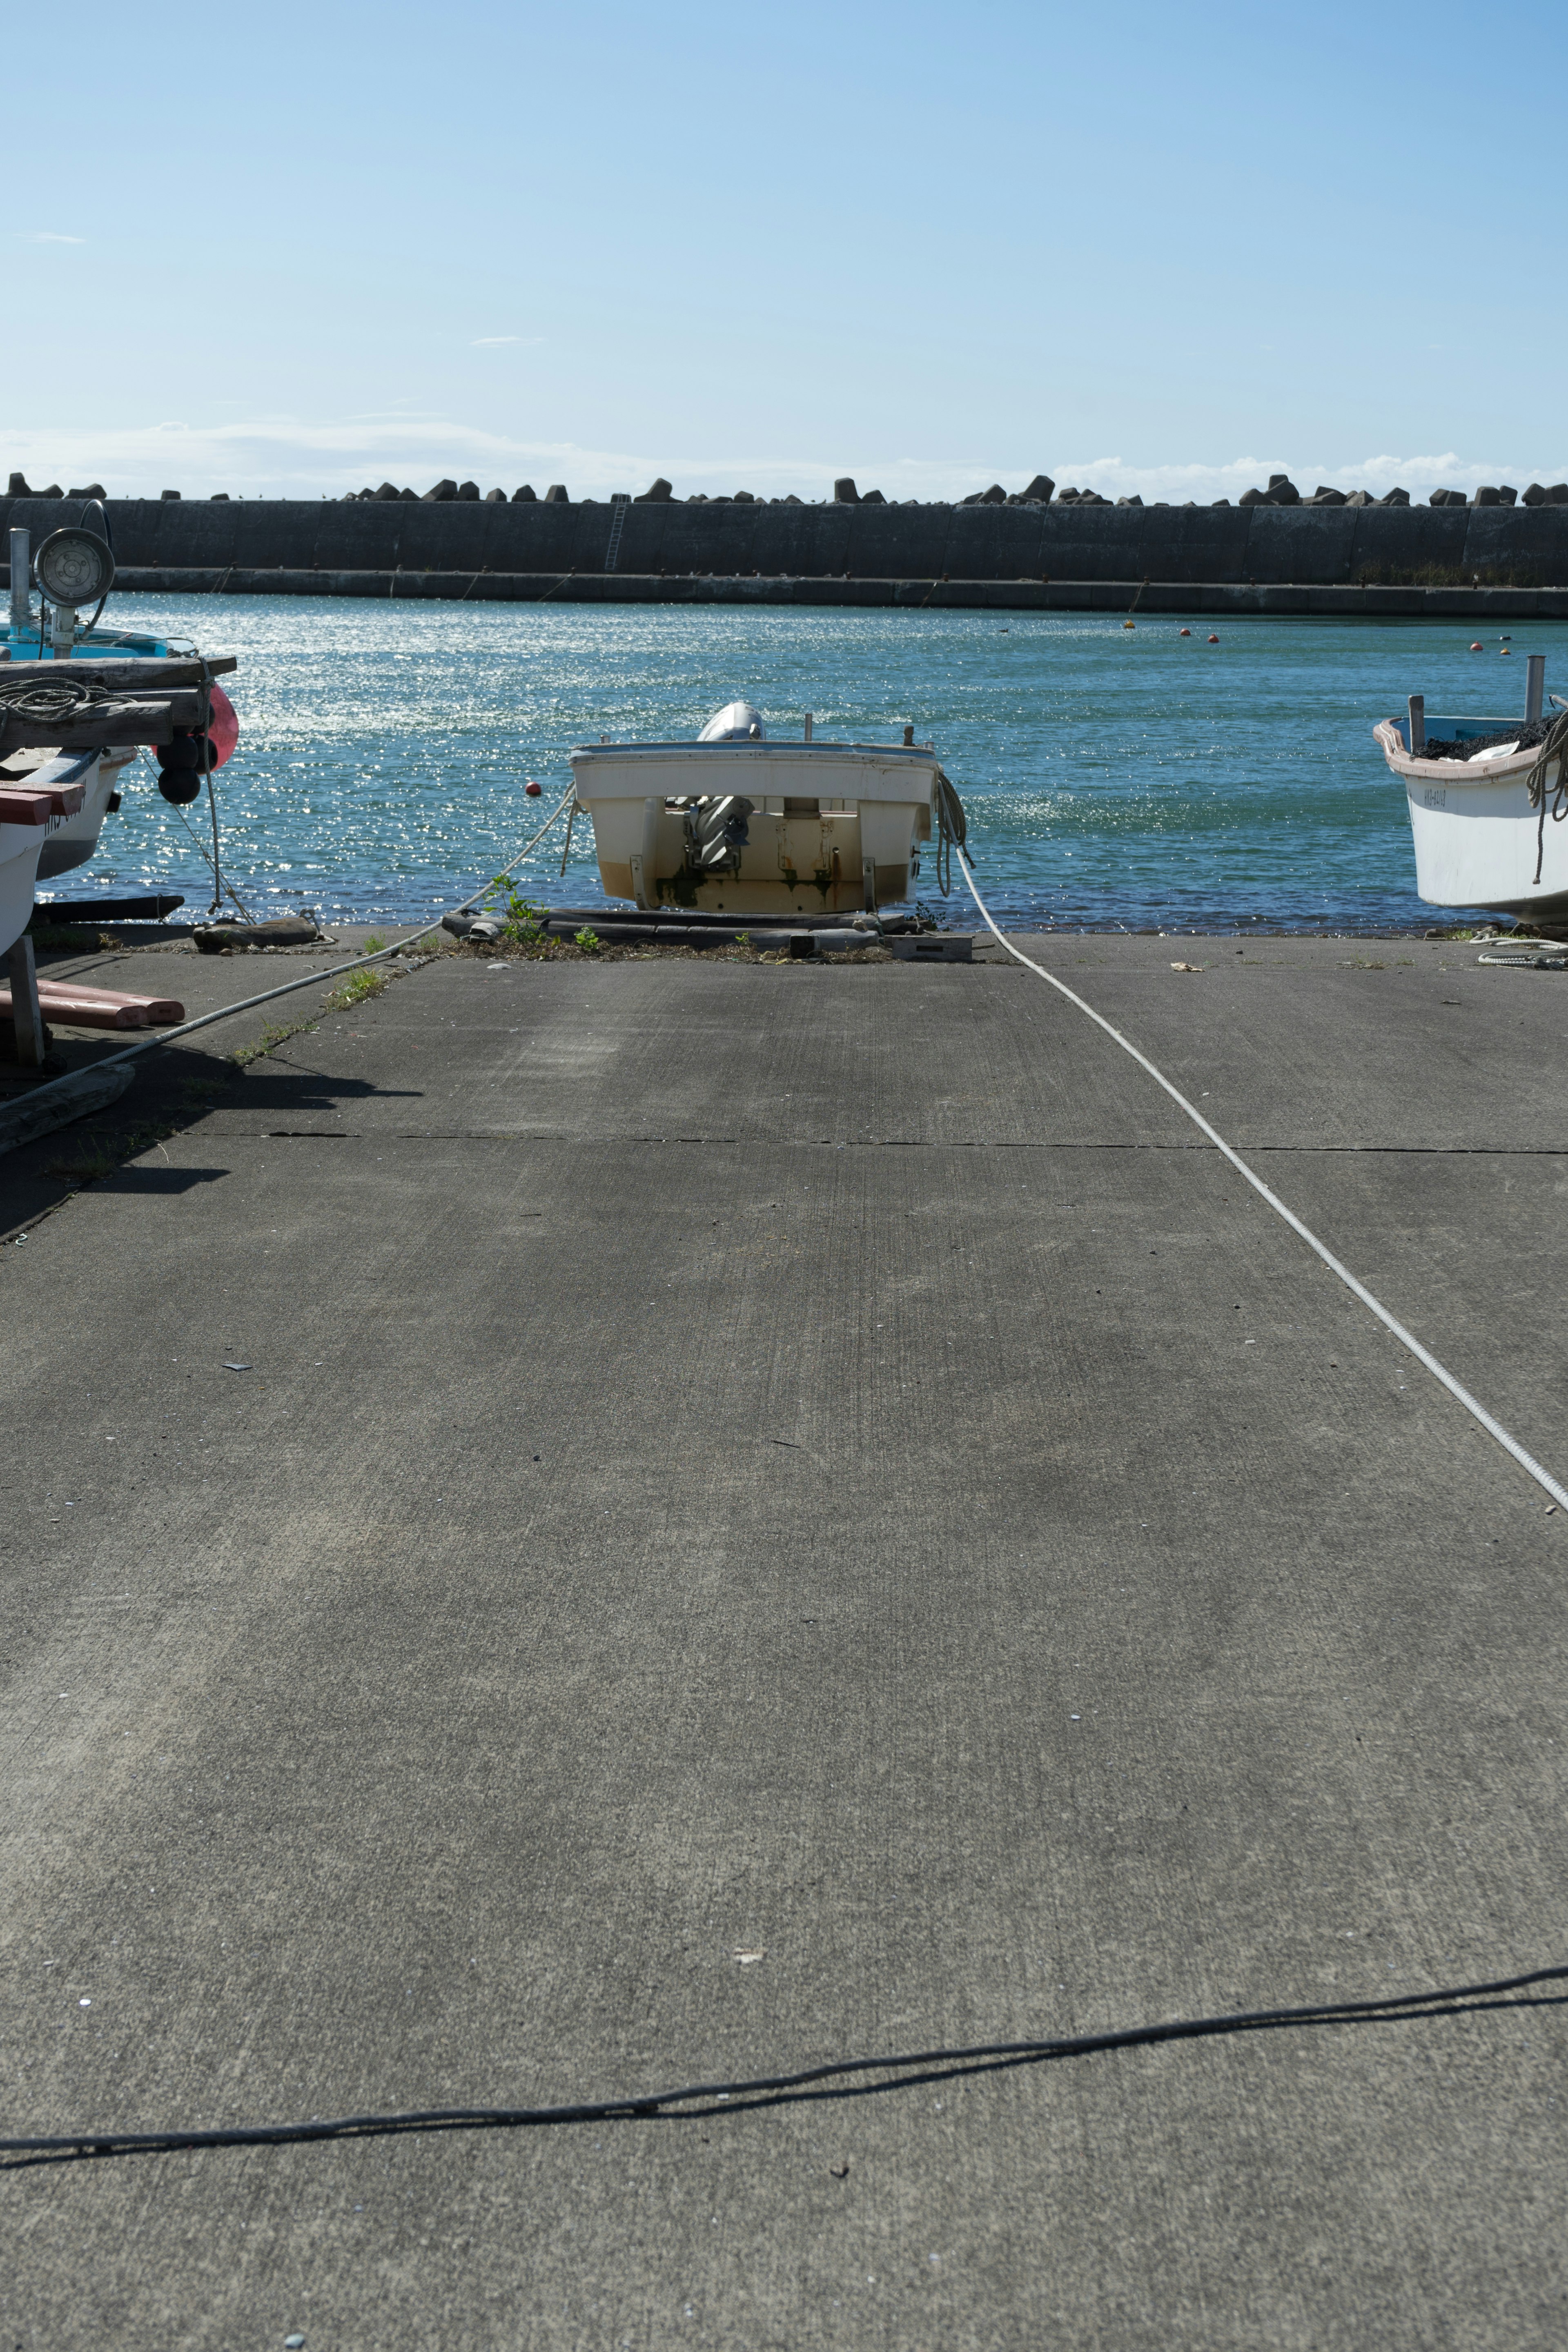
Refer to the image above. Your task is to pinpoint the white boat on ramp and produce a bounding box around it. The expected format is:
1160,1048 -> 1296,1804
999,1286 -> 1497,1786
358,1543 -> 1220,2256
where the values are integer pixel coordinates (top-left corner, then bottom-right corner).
1375,653 -> 1568,918
570,700 -> 966,918
1,517 -> 240,1067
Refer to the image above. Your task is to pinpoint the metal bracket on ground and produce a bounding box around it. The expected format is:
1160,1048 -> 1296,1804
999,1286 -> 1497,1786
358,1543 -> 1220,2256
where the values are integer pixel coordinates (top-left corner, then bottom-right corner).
886,933 -> 973,962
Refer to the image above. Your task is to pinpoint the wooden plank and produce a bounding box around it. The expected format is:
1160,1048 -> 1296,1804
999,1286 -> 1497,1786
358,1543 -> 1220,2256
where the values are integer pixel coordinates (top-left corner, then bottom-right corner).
0,693 -> 205,752
0,655 -> 236,690
0,1058 -> 136,1156
1,989 -> 143,1030
0,780 -> 89,822
36,980 -> 184,1022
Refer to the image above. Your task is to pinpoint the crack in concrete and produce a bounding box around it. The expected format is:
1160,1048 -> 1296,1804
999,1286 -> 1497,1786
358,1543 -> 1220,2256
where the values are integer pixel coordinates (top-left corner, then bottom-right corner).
238,1131 -> 1568,1156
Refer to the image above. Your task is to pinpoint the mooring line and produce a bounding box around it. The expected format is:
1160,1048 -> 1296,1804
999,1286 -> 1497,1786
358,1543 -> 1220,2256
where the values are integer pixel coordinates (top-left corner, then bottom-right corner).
958,850 -> 1568,1511
1,787 -> 575,1136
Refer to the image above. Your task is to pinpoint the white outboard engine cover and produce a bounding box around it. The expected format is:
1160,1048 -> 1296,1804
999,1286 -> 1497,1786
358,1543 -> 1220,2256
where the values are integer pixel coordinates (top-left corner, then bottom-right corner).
698,700 -> 764,742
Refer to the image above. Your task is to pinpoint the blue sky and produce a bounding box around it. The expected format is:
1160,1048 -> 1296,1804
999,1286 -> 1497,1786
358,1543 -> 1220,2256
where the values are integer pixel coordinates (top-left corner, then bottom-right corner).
7,0 -> 1565,502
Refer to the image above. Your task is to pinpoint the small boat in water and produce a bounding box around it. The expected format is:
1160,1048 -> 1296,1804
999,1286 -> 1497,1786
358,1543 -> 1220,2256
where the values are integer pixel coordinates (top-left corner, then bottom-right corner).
569,700 -> 966,917
1375,654 -> 1568,917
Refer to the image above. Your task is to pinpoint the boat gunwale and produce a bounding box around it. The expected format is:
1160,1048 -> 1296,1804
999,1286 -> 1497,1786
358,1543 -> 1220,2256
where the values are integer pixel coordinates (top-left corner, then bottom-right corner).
1374,718 -> 1556,786
568,740 -> 938,761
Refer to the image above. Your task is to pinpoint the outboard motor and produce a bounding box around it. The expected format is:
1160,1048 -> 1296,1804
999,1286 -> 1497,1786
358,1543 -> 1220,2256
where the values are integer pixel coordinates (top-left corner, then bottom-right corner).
697,701 -> 764,743
684,794 -> 753,875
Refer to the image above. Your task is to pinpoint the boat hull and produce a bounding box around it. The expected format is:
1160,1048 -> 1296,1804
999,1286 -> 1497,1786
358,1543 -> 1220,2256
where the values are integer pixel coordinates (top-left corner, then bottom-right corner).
1,620 -> 180,890
569,740 -> 940,914
35,747 -> 138,878
1,823 -> 55,959
1375,719 -> 1568,912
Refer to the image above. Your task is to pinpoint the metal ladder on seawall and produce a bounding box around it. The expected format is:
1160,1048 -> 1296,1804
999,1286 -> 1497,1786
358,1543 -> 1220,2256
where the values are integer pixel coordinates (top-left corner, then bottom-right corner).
603,494 -> 631,572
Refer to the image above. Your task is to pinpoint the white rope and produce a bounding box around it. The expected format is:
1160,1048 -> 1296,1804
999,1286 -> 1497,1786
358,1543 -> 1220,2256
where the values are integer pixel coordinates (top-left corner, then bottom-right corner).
958,848 -> 1568,1511
12,783 -> 575,1111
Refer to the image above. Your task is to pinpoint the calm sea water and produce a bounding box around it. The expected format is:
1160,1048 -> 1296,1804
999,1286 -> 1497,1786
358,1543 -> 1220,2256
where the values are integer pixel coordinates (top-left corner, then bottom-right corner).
50,595 -> 1565,932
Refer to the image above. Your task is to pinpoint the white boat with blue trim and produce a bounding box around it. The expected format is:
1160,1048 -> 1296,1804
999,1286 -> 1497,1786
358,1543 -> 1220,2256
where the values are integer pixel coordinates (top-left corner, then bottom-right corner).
1,510 -> 238,962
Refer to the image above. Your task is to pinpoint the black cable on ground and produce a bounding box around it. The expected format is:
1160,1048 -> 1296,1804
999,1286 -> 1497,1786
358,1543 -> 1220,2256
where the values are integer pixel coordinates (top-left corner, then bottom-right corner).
4,1962 -> 1564,2167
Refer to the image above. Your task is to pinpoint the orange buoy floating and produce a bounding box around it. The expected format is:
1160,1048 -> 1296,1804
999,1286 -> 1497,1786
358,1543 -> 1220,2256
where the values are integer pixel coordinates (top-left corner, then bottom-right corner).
1501,647 -> 1512,656
1207,633 -> 1220,644
1123,619 -> 1136,630
1179,627 -> 1191,637
1470,641 -> 1483,650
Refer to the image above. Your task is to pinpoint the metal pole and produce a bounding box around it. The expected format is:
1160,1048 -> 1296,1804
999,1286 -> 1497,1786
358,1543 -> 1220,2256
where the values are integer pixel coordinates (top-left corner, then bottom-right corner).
194,657 -> 223,914
207,768 -> 223,914
8,528 -> 29,633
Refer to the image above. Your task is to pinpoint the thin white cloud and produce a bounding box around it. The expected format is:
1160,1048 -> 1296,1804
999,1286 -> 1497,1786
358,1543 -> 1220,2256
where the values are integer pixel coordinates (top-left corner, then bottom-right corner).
16,231 -> 85,244
0,414 -> 1561,503
470,336 -> 542,347
1030,453 -> 1568,503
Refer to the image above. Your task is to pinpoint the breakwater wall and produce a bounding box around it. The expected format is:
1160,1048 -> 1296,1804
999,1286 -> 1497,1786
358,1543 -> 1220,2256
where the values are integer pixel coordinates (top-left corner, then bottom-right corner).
7,494 -> 1568,601
21,570 -> 1568,621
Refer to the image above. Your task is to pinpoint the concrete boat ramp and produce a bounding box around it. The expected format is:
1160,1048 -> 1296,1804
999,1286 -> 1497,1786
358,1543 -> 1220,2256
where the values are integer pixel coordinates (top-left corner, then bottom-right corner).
3,927 -> 1566,2348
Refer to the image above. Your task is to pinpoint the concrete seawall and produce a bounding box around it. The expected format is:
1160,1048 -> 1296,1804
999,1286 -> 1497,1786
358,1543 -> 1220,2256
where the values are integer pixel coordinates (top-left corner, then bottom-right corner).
7,493 -> 1568,606
43,568 -> 1568,620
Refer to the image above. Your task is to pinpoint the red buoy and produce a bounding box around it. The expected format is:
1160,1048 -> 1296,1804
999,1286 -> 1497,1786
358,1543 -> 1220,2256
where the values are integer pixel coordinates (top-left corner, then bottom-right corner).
1470,641 -> 1483,651
205,683 -> 240,769
525,779 -> 543,796
1207,633 -> 1220,644
1179,627 -> 1191,637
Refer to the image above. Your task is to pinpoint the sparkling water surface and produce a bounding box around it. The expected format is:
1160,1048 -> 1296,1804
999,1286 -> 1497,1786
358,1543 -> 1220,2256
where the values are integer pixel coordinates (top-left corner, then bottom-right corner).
50,596 -> 1565,931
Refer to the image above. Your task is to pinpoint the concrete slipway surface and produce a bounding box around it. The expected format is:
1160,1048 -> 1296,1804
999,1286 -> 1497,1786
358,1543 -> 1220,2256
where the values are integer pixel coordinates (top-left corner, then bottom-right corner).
3,928 -> 1567,2350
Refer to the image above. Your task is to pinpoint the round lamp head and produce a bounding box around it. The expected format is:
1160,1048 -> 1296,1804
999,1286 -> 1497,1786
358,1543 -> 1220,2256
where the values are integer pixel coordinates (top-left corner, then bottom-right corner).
34,527 -> 116,607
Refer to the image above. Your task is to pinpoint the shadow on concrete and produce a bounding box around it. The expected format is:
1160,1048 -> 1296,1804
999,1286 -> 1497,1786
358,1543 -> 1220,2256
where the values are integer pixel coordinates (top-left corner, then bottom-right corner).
1,1036 -> 431,1238
231,1071 -> 423,1111
92,1167 -> 230,1196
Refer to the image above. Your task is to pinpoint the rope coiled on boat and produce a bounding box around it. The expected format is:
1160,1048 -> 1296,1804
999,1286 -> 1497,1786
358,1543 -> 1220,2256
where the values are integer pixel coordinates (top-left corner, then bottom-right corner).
1526,708 -> 1568,884
0,675 -> 108,724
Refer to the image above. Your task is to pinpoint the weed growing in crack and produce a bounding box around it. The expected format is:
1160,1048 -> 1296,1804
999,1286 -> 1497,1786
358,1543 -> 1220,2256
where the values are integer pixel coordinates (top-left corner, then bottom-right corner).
323,969 -> 390,1014
230,1016 -> 318,1067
